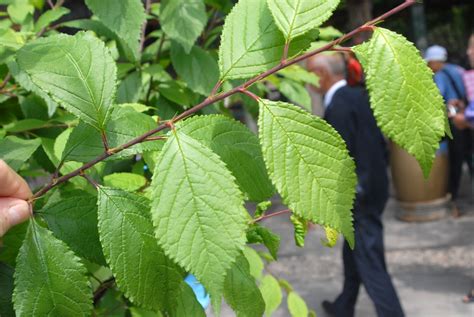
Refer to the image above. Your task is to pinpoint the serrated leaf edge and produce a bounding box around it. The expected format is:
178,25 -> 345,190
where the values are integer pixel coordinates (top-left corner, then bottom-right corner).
258,100 -> 355,246
16,32 -> 118,131
12,219 -> 93,316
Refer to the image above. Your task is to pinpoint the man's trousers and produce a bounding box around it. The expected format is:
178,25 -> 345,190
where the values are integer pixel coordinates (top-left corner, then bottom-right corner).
333,205 -> 404,317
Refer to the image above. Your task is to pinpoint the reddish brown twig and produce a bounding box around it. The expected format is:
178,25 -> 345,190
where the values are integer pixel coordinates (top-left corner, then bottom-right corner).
252,209 -> 291,223
80,171 -> 99,189
238,88 -> 260,101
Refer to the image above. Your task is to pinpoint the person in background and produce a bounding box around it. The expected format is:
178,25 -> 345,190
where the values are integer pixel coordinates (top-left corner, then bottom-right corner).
460,33 -> 474,304
0,160 -> 31,237
462,33 -> 474,128
424,45 -> 473,215
307,54 -> 404,317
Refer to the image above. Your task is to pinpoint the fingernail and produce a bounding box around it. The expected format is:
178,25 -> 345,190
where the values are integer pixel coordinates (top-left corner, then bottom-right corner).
7,202 -> 30,226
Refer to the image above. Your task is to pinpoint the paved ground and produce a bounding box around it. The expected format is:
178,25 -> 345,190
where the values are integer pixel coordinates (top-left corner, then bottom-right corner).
218,171 -> 473,317
262,172 -> 473,317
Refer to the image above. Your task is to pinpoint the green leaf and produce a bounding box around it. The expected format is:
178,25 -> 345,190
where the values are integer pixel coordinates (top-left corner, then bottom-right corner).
0,28 -> 25,50
16,32 -> 117,130
224,254 -> 266,317
103,173 -> 147,192
174,282 -> 206,317
7,1 -> 34,24
255,200 -> 272,218
290,214 -> 308,248
267,0 -> 340,41
117,71 -> 143,104
218,0 -> 314,80
158,81 -> 192,106
288,292 -> 308,317
129,307 -> 163,317
278,64 -> 319,86
53,128 -> 72,165
0,222 -> 27,266
13,220 -> 92,316
278,278 -> 293,293
61,19 -> 117,41
34,7 -> 70,32
0,263 -> 15,317
178,115 -> 274,202
63,107 -> 162,162
258,99 -> 356,247
4,118 -> 47,133
279,79 -> 312,112
20,94 -> 49,120
318,26 -> 343,40
353,27 -> 447,177
171,42 -> 220,95
242,246 -> 264,281
246,224 -> 280,260
322,226 -> 338,248
97,187 -> 184,312
0,136 -> 41,171
85,0 -> 146,62
30,0 -> 45,10
40,191 -> 106,265
160,0 -> 207,53
259,274 -> 282,316
150,130 -> 248,306
8,60 -> 58,117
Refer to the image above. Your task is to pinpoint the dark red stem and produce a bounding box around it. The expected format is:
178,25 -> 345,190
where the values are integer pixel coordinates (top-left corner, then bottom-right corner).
238,88 -> 260,101
252,209 -> 291,223
100,131 -> 109,152
81,172 -> 99,189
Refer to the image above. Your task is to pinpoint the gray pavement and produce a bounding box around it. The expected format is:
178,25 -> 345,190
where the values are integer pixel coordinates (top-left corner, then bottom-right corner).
215,170 -> 472,317
253,173 -> 473,317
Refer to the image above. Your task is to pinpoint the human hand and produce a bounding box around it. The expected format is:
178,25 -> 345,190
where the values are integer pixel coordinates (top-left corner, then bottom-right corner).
0,160 -> 32,237
451,112 -> 471,130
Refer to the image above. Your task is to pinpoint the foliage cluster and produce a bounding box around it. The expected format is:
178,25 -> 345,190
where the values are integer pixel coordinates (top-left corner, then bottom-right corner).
0,0 -> 447,316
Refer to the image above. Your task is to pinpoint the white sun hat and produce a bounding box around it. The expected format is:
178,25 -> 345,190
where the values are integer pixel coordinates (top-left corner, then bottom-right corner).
424,45 -> 448,62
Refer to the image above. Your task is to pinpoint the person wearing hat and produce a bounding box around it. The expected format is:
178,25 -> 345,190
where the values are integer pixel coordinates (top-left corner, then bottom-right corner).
425,45 -> 473,215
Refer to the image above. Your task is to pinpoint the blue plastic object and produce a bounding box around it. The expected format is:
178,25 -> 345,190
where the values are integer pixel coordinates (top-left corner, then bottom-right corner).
437,140 -> 448,155
184,274 -> 210,309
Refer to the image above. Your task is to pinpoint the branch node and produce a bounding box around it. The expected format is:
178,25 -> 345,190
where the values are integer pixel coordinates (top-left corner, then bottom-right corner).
238,88 -> 260,102
106,147 -> 119,155
165,120 -> 176,130
281,40 -> 290,64
80,171 -> 99,189
210,81 -> 223,97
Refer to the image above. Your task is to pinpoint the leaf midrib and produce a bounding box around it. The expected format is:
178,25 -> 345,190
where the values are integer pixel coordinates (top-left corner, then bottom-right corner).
376,29 -> 429,165
262,103 -> 342,225
220,3 -> 277,80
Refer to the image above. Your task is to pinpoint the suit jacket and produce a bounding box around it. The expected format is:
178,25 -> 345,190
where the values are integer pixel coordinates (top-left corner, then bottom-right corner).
324,85 -> 388,214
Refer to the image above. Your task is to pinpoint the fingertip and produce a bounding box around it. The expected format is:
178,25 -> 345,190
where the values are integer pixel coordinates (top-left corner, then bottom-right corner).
7,200 -> 31,227
0,160 -> 32,199
0,199 -> 31,237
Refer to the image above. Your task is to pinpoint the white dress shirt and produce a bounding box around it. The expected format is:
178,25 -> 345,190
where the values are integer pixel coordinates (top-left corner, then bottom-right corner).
324,79 -> 347,108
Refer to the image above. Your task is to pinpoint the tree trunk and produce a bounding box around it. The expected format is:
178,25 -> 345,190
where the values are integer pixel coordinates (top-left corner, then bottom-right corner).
346,0 -> 373,43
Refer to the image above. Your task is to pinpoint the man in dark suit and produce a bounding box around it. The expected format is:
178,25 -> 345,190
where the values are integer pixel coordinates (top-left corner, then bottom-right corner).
307,54 -> 404,317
